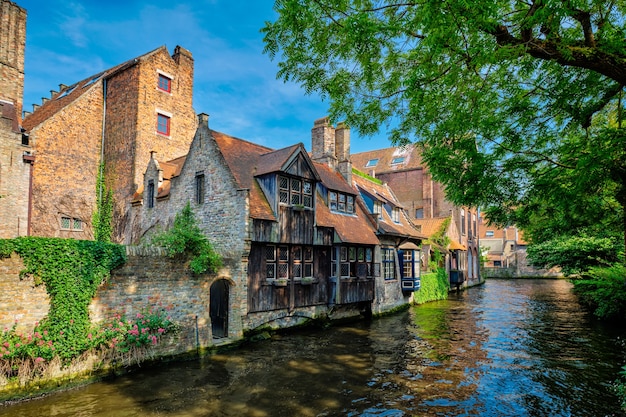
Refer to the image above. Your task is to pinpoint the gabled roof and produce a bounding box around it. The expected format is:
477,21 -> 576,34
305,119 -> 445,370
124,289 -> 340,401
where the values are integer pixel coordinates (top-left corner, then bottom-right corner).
211,130 -> 276,221
352,171 -> 425,241
351,144 -> 424,175
313,162 -> 355,195
22,46 -> 166,131
413,217 -> 449,238
132,154 -> 186,203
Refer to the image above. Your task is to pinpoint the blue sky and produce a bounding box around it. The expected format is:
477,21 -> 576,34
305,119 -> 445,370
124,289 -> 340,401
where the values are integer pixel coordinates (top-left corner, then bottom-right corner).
19,0 -> 389,154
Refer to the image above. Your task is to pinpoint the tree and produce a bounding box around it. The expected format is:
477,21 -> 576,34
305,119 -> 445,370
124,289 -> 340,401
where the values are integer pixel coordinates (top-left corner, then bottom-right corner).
263,0 -> 626,249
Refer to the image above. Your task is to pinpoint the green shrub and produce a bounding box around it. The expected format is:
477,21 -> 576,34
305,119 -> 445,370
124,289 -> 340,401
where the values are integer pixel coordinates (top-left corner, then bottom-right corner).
0,237 -> 126,361
571,264 -> 626,321
615,365 -> 626,412
152,203 -> 221,274
415,268 -> 449,304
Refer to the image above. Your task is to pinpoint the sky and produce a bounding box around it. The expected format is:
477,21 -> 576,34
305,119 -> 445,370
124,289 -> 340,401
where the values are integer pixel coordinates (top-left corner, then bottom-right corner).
18,0 -> 390,154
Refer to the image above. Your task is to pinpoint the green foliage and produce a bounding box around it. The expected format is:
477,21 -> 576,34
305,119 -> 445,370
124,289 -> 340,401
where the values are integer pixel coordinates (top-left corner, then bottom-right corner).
414,268 -> 449,304
152,203 -> 221,274
2,237 -> 126,361
527,234 -> 624,276
263,0 -> 626,251
424,218 -> 450,270
92,162 -> 114,243
571,264 -> 626,321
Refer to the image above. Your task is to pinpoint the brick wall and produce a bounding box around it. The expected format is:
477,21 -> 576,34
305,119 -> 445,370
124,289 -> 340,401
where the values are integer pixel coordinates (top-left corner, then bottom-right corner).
29,88 -> 104,239
0,0 -> 26,119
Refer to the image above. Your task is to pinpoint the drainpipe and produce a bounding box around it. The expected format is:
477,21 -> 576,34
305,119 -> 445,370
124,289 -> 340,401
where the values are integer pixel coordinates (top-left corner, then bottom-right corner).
99,79 -> 107,205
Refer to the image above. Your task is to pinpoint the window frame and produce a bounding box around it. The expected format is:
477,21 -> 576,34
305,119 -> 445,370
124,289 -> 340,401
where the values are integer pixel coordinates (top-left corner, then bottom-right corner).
382,247 -> 396,280
390,157 -> 405,165
279,175 -> 313,208
157,73 -> 172,93
365,158 -> 379,167
147,180 -> 155,208
156,113 -> 171,136
195,172 -> 205,204
60,216 -> 83,231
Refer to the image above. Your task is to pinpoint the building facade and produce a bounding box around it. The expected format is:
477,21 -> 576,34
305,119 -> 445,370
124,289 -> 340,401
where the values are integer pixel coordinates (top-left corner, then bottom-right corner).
22,45 -> 196,242
0,0 -> 32,238
352,146 -> 481,288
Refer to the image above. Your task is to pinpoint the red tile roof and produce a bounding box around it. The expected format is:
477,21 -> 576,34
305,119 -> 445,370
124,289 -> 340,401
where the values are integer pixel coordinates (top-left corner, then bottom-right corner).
351,144 -> 425,175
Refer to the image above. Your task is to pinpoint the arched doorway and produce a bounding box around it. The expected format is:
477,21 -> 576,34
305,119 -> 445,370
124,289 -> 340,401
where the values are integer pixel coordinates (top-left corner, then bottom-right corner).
210,279 -> 229,339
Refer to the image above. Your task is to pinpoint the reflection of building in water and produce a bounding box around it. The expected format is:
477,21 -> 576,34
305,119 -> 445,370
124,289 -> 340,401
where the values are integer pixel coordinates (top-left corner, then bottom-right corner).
399,302 -> 489,412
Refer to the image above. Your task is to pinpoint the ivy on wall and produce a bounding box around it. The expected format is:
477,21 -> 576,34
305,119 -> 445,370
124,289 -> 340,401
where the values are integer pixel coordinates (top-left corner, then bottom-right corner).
414,268 -> 449,304
92,161 -> 114,243
0,237 -> 126,360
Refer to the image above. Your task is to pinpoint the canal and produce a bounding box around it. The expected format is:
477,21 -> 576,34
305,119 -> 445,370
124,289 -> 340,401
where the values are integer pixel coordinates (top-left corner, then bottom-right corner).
2,279 -> 625,416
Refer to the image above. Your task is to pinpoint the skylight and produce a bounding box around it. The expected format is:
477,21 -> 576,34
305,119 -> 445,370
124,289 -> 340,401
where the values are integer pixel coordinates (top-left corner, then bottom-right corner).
390,157 -> 405,165
365,158 -> 379,167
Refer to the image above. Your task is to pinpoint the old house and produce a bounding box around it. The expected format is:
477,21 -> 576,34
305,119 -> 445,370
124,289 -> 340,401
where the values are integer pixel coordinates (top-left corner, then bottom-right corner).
351,169 -> 425,311
21,44 -> 196,242
129,115 -> 423,338
351,145 -> 481,288
0,0 -> 32,238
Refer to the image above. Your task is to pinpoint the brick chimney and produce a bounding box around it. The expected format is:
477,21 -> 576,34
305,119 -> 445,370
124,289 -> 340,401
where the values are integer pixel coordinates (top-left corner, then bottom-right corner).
335,121 -> 351,183
311,117 -> 336,168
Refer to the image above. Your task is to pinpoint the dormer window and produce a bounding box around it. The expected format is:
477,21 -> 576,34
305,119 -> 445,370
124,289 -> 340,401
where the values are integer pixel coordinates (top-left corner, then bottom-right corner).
329,191 -> 355,214
279,175 -> 313,208
373,201 -> 383,219
392,207 -> 400,223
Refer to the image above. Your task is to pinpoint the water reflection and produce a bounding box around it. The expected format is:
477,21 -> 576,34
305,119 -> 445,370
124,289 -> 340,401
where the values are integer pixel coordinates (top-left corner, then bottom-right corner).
2,279 -> 624,417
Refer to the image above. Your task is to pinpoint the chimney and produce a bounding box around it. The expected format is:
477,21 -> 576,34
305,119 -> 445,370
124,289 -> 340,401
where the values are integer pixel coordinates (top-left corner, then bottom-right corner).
311,117 -> 336,168
335,122 -> 352,183
198,112 -> 209,128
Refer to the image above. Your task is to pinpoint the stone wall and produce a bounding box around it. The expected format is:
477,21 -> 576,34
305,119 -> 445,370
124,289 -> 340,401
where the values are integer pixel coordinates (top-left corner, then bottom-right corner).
0,247 -> 244,354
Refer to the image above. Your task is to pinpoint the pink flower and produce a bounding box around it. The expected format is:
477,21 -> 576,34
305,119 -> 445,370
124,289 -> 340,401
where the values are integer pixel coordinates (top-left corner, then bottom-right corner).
87,333 -> 92,340
151,335 -> 157,345
157,328 -> 165,334
35,357 -> 44,363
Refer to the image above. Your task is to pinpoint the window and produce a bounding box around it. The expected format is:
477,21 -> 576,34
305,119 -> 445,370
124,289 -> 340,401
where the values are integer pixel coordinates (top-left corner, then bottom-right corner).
373,201 -> 383,219
158,74 -> 172,92
147,180 -> 155,208
195,172 -> 205,204
486,230 -> 494,237
332,245 -> 377,279
266,245 -> 313,281
494,260 -> 502,267
83,72 -> 103,89
402,250 -> 418,278
60,216 -> 83,231
56,85 -> 76,100
392,207 -> 400,223
391,157 -> 405,165
459,210 -> 466,235
157,113 -> 170,136
279,175 -> 313,208
328,190 -> 355,214
157,114 -> 170,135
382,247 -> 395,280
415,208 -> 424,219
365,158 -> 379,167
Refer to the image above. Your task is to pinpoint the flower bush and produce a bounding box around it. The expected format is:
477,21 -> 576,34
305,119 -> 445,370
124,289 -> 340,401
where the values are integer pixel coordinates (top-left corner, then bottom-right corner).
0,307 -> 177,382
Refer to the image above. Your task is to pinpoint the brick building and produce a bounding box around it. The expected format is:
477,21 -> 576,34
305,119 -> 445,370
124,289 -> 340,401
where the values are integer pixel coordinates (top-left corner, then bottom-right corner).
352,146 -> 481,288
0,0 -> 32,238
22,44 -> 196,242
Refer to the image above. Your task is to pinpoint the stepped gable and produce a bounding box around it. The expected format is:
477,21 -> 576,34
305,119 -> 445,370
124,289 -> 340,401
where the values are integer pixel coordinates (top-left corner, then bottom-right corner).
22,46 -> 166,131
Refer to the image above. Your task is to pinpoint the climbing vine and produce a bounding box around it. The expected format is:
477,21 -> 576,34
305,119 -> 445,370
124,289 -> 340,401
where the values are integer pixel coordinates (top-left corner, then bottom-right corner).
92,161 -> 114,242
425,217 -> 451,269
414,268 -> 449,304
0,237 -> 126,360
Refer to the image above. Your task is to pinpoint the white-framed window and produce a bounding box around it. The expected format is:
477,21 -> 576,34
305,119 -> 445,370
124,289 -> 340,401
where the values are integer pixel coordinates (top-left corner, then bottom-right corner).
332,245 -> 377,279
486,230 -> 494,237
373,201 -> 383,219
365,158 -> 379,167
392,207 -> 400,223
391,157 -> 405,165
60,216 -> 83,231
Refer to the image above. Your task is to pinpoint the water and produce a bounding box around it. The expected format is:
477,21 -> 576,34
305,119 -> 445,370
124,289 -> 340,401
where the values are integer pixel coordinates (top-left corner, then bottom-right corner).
2,279 -> 625,416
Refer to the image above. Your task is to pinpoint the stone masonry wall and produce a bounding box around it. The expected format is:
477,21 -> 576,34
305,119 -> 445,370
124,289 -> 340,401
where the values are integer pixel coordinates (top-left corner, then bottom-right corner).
0,248 -> 244,354
0,0 -> 26,118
